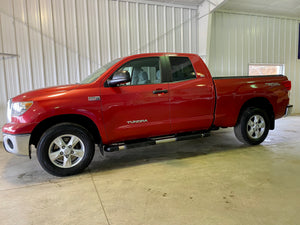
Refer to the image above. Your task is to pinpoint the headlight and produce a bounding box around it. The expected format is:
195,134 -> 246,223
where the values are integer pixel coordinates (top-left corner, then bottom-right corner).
11,101 -> 33,117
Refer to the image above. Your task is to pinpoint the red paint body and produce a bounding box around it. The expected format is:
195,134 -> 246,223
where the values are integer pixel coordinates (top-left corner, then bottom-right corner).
2,53 -> 290,145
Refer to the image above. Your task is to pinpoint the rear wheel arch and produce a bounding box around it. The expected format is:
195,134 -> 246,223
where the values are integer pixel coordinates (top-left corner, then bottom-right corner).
30,114 -> 102,147
236,97 -> 275,130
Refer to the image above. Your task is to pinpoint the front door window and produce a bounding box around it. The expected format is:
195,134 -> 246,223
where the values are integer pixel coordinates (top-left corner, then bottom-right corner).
113,57 -> 162,85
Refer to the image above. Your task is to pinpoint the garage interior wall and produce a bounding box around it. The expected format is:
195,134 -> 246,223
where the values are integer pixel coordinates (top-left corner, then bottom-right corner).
0,0 -> 215,141
208,11 -> 300,114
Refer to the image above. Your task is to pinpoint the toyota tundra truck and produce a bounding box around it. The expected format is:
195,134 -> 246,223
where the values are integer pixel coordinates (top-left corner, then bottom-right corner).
2,53 -> 292,176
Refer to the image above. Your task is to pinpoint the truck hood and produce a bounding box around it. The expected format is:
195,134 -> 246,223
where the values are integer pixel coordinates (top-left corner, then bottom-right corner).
12,84 -> 81,102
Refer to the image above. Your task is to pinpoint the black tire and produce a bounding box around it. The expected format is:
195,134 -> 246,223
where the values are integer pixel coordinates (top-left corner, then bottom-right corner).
234,107 -> 270,145
37,123 -> 95,176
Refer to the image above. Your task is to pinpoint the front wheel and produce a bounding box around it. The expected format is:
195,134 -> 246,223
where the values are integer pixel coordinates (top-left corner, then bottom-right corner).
37,123 -> 95,176
234,108 -> 270,145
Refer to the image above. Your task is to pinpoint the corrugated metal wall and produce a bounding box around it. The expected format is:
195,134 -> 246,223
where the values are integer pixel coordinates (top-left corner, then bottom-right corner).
0,0 -> 202,138
208,11 -> 300,113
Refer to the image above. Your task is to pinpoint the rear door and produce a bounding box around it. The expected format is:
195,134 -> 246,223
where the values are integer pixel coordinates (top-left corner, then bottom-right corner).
100,56 -> 170,143
167,56 -> 215,133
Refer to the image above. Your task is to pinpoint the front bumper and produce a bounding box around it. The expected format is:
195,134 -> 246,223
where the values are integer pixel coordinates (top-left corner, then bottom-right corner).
3,133 -> 30,156
285,105 -> 293,117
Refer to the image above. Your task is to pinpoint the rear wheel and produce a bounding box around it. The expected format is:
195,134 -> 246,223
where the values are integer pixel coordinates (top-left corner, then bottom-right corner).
234,107 -> 270,145
37,123 -> 95,176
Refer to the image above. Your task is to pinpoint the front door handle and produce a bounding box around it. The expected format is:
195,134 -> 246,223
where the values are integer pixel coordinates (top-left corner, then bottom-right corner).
153,89 -> 168,94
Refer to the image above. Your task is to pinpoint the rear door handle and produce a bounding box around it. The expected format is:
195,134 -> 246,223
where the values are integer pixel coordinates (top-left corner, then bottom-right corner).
153,89 -> 168,94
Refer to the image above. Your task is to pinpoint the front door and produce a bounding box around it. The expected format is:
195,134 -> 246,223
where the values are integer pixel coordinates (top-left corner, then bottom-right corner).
100,57 -> 170,143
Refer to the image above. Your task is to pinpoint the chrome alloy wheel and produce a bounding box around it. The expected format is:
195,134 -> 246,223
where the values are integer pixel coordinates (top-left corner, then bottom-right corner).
247,115 -> 265,139
48,134 -> 85,168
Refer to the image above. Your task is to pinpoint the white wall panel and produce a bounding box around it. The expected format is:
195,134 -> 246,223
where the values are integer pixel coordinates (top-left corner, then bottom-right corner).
27,0 -> 45,88
76,0 -> 90,80
157,5 -> 165,52
15,20 -> 33,92
138,4 -> 148,53
165,6 -> 173,52
0,0 -> 209,141
182,9 -> 190,52
0,15 -> 8,130
98,0 -> 111,64
1,14 -> 20,98
209,11 -> 300,113
12,0 -> 26,23
197,1 -> 210,61
109,0 -> 121,59
129,2 -> 138,54
87,0 -> 102,72
40,0 -> 57,87
64,0 -> 79,83
52,0 -> 68,85
191,9 -> 197,54
174,8 -> 182,52
147,4 -> 156,52
119,1 -> 129,56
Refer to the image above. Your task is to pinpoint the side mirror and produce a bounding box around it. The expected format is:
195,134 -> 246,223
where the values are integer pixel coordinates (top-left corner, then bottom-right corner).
107,71 -> 131,87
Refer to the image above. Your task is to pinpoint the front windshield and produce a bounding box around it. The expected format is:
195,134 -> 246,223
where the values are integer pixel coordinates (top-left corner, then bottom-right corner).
80,58 -> 122,84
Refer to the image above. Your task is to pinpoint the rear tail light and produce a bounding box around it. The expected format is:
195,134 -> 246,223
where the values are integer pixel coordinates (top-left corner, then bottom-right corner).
282,80 -> 291,91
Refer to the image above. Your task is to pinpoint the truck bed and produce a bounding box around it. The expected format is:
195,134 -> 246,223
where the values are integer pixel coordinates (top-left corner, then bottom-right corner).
212,75 -> 290,128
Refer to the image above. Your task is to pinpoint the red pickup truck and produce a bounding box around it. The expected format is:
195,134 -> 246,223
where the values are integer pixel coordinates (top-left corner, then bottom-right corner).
2,53 -> 292,176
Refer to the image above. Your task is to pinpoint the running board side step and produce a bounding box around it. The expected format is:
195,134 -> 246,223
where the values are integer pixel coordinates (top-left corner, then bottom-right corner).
103,132 -> 210,152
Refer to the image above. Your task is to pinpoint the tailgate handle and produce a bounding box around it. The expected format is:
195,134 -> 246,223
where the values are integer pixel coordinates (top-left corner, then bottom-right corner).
153,89 -> 168,94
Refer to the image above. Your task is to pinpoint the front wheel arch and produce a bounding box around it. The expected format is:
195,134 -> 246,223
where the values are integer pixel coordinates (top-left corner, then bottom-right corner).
30,114 -> 102,148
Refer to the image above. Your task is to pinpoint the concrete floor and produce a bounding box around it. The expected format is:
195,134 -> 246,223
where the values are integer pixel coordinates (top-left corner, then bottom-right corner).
1,116 -> 300,225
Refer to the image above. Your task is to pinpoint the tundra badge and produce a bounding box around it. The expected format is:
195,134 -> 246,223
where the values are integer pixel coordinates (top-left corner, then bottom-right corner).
127,119 -> 148,124
88,96 -> 101,101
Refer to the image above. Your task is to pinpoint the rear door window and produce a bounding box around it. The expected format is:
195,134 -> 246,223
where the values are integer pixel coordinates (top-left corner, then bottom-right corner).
169,57 -> 196,82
